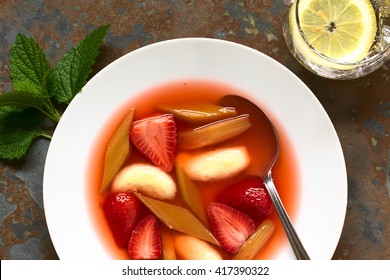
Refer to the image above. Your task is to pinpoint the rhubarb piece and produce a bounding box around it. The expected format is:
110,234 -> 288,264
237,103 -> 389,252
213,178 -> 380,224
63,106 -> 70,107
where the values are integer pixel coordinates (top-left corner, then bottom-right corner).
130,113 -> 177,172
208,202 -> 255,254
178,146 -> 250,182
175,163 -> 208,225
174,234 -> 222,260
101,108 -> 134,192
157,102 -> 237,124
128,215 -> 162,260
112,163 -> 176,200
177,114 -> 251,150
233,219 -> 275,260
134,192 -> 219,245
160,226 -> 176,260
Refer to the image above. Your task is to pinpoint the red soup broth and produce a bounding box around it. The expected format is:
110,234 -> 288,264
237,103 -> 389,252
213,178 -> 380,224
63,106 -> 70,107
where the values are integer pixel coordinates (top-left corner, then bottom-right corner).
87,79 -> 300,260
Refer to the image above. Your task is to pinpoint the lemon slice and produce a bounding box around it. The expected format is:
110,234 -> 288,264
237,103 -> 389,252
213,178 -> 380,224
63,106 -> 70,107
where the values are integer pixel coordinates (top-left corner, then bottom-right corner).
289,0 -> 377,68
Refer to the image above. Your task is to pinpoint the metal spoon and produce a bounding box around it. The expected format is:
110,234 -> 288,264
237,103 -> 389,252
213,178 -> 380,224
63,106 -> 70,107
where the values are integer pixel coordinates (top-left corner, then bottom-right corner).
219,95 -> 310,260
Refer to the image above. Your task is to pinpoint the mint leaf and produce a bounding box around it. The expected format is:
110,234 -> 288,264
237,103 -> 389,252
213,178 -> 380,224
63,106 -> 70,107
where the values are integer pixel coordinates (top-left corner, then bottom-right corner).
0,91 -> 48,109
51,24 -> 110,103
0,87 -> 61,123
10,34 -> 51,96
0,106 -> 46,160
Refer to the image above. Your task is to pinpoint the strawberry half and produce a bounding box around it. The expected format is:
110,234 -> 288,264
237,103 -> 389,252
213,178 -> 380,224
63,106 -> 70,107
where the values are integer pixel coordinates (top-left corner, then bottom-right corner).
130,114 -> 177,172
128,215 -> 162,260
103,192 -> 143,248
208,202 -> 255,254
216,177 -> 273,222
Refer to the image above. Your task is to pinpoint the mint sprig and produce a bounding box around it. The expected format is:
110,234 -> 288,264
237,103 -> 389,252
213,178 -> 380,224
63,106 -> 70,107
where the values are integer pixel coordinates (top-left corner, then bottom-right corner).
0,24 -> 110,160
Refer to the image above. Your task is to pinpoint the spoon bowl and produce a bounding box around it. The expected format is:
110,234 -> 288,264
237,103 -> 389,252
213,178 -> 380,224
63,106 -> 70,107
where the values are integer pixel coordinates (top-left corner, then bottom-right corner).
220,94 -> 310,260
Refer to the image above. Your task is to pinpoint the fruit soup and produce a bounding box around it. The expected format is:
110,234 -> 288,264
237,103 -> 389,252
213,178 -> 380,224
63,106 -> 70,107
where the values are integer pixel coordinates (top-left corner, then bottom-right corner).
88,79 -> 300,260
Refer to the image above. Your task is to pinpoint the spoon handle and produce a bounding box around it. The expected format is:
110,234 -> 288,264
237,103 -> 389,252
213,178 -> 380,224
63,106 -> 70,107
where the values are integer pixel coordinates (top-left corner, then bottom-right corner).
264,172 -> 310,260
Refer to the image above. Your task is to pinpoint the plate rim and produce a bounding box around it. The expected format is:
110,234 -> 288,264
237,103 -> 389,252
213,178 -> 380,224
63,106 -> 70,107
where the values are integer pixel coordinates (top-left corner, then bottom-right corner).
43,37 -> 348,260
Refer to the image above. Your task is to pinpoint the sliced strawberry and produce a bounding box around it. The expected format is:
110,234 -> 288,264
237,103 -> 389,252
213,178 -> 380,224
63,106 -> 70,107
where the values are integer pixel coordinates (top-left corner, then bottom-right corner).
216,177 -> 273,222
130,114 -> 177,172
128,215 -> 162,260
207,202 -> 255,254
103,192 -> 143,248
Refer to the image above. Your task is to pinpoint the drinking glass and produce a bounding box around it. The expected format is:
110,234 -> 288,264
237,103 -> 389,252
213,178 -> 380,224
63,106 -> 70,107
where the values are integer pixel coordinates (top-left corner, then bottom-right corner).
282,0 -> 390,79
